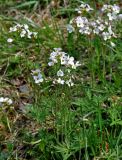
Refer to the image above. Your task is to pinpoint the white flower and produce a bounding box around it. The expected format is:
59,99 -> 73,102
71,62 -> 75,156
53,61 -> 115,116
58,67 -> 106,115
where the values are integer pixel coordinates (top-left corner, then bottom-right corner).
98,24 -> 105,31
101,4 -> 108,12
16,23 -> 23,28
110,42 -> 116,47
32,69 -> 44,84
107,12 -> 117,21
93,28 -> 99,34
96,19 -> 102,25
91,21 -> 97,27
27,30 -> 33,39
105,21 -> 108,25
22,29 -> 26,34
60,56 -> 67,65
23,24 -> 29,30
101,4 -> 120,17
65,79 -> 74,87
57,70 -> 64,77
48,48 -> 81,87
48,62 -> 54,66
49,49 -> 67,65
102,32 -> 111,41
67,3 -> 120,41
57,78 -> 65,85
7,99 -> 13,105
0,97 -> 13,106
118,14 -> 122,20
75,2 -> 93,14
83,27 -> 92,35
75,16 -> 93,35
0,97 -> 4,102
66,24 -> 75,33
9,23 -> 38,40
49,48 -> 81,69
72,61 -> 81,69
112,4 -> 120,14
67,56 -> 75,66
50,51 -> 58,58
33,75 -> 43,83
108,26 -> 113,35
20,29 -> 26,37
102,33 -> 107,41
9,26 -> 17,32
67,69 -> 71,73
33,32 -> 38,37
7,38 -> 13,43
76,16 -> 88,28
54,48 -> 62,52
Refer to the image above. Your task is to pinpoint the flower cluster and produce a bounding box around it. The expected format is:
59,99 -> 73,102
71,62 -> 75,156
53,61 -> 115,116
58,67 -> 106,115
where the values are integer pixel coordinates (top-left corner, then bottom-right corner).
31,69 -> 44,84
48,48 -> 81,87
75,16 -> 91,35
101,4 -> 120,21
75,1 -> 93,14
0,97 -> 13,106
67,2 -> 121,42
7,23 -> 37,43
32,48 -> 81,87
48,48 -> 81,69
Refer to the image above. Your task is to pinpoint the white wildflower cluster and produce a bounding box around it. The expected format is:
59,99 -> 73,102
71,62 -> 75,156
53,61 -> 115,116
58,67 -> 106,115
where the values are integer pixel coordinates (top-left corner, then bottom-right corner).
53,68 -> 75,87
7,23 -> 37,43
48,48 -> 81,69
0,97 -> 13,107
101,4 -> 120,21
75,1 -> 93,14
31,48 -> 81,87
31,69 -> 44,84
48,48 -> 81,87
67,2 -> 121,42
75,16 -> 92,35
91,18 -> 116,41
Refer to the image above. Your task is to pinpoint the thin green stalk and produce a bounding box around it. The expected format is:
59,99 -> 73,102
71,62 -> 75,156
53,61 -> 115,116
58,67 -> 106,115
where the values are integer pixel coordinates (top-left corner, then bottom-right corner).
101,43 -> 106,82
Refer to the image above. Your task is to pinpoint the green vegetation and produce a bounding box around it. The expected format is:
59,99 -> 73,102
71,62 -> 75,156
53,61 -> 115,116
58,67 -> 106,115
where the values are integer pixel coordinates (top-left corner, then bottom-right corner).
0,0 -> 122,159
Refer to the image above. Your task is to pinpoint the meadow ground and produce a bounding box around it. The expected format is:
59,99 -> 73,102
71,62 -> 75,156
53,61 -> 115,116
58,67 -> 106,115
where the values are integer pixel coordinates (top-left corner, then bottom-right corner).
0,0 -> 122,160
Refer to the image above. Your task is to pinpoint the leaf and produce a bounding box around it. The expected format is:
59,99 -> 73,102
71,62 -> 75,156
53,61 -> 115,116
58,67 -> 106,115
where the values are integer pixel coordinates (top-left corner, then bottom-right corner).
111,120 -> 122,126
14,1 -> 37,9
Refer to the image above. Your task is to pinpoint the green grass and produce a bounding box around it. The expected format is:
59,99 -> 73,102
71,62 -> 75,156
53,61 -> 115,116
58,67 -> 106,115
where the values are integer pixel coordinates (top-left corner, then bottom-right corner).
0,0 -> 122,160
